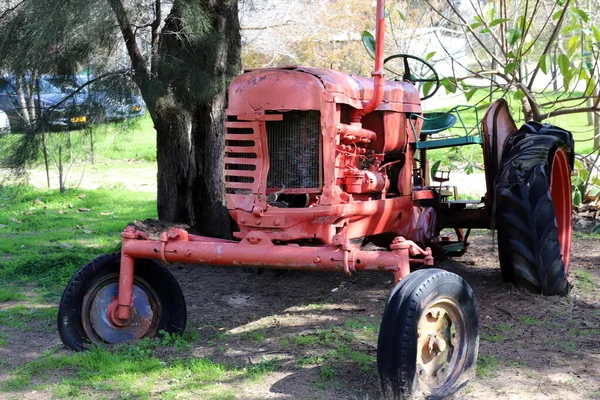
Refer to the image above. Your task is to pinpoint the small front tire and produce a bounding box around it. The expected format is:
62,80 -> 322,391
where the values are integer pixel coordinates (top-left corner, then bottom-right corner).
57,252 -> 187,351
377,269 -> 479,399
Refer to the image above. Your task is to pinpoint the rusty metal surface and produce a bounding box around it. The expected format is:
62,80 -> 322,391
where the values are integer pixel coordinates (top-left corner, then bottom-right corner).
227,66 -> 421,116
416,298 -> 469,393
121,227 -> 432,283
481,99 -> 518,209
82,275 -> 161,344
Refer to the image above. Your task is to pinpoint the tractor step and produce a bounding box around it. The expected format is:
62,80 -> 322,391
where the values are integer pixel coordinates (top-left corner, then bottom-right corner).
416,135 -> 483,150
442,200 -> 485,210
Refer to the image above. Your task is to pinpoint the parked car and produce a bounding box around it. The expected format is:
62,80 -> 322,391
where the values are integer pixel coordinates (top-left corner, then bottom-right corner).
0,110 -> 10,133
38,76 -> 90,130
76,75 -> 146,122
0,76 -> 29,131
0,75 -> 89,131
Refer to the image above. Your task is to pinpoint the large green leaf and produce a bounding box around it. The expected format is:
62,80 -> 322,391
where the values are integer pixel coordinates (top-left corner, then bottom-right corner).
553,10 -> 564,21
514,90 -> 525,101
507,28 -> 522,45
584,78 -> 596,97
465,88 -> 478,101
441,77 -> 457,93
593,26 -> 600,43
422,79 -> 435,97
574,158 -> 585,171
431,160 -> 442,178
540,53 -> 551,74
572,187 -> 582,206
504,61 -> 518,75
567,36 -> 580,58
572,175 -> 585,186
572,8 -> 589,23
557,53 -> 570,76
489,18 -> 511,27
361,31 -> 376,59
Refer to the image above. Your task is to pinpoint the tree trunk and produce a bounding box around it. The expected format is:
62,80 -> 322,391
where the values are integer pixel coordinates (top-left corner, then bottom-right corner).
14,75 -> 31,126
149,0 -> 241,237
109,0 -> 241,236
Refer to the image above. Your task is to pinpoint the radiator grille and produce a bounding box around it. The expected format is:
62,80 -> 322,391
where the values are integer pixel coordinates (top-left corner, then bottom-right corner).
225,122 -> 260,195
266,111 -> 322,190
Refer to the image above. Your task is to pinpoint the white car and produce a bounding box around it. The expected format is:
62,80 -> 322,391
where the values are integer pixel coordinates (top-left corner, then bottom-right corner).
0,109 -> 10,133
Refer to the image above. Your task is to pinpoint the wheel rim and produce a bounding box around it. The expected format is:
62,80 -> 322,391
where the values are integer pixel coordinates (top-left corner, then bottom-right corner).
550,148 -> 572,279
416,297 -> 469,393
82,274 -> 163,344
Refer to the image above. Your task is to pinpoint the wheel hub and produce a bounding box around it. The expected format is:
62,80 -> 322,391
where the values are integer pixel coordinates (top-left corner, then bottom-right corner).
83,281 -> 160,344
416,300 -> 466,388
427,334 -> 447,356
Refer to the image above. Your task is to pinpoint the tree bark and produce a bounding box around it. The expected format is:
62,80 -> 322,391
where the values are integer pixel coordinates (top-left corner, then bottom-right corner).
108,0 -> 241,236
150,0 -> 241,237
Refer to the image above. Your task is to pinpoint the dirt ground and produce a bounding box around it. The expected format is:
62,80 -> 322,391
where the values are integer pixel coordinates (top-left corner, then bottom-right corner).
2,166 -> 599,398
1,232 -> 599,399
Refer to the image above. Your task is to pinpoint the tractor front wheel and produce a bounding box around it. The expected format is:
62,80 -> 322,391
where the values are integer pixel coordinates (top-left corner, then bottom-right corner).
495,128 -> 573,295
377,269 -> 479,399
57,252 -> 187,351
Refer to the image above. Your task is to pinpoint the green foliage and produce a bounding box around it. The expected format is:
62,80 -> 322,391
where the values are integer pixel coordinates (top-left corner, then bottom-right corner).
427,0 -> 600,123
0,185 -> 156,292
0,287 -> 27,302
572,158 -> 600,207
519,316 -> 539,327
476,355 -> 500,378
0,0 -> 115,74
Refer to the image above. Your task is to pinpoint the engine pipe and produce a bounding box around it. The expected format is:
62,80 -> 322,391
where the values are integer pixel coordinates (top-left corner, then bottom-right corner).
351,0 -> 386,122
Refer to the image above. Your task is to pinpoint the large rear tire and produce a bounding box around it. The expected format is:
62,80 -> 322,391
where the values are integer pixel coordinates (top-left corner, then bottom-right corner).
377,269 -> 479,399
495,126 -> 573,295
58,252 -> 187,351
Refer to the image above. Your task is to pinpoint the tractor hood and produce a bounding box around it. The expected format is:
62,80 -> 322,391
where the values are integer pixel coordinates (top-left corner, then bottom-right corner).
227,66 -> 421,115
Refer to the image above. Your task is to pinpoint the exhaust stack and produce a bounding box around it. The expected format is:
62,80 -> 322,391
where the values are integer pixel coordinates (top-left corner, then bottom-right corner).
351,0 -> 386,121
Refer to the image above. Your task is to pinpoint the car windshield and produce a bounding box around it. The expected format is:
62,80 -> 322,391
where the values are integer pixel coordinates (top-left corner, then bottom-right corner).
40,77 -> 80,94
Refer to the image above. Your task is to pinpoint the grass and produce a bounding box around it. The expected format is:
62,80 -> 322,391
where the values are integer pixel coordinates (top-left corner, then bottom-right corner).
0,287 -> 27,302
476,355 -> 500,378
518,316 -> 540,327
571,270 -> 596,293
0,338 -> 272,399
0,305 -> 57,331
426,91 -> 596,174
0,185 -> 156,296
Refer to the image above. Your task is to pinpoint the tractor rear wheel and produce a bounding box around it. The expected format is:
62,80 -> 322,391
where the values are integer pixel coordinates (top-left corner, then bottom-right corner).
495,128 -> 573,295
57,252 -> 187,351
377,269 -> 479,399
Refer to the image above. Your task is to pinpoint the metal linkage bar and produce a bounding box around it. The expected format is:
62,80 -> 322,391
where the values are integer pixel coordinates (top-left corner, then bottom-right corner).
111,227 -> 434,324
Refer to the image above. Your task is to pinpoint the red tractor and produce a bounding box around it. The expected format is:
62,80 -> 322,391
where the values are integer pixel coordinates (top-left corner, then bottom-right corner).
57,1 -> 574,398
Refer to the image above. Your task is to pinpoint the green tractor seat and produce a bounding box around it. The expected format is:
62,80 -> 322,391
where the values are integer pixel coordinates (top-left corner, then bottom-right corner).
409,105 -> 483,150
420,112 -> 457,134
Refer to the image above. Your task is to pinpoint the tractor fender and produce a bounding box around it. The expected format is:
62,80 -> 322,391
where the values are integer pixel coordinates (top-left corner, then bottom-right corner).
481,99 -> 518,212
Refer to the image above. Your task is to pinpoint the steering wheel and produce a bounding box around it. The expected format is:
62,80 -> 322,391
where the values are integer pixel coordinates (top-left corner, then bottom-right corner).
383,54 -> 441,100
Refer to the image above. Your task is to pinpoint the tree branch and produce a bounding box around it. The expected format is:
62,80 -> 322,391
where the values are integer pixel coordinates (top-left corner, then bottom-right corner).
106,0 -> 151,84
527,0 -> 571,91
151,0 -> 161,73
540,105 -> 600,120
0,0 -> 28,23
